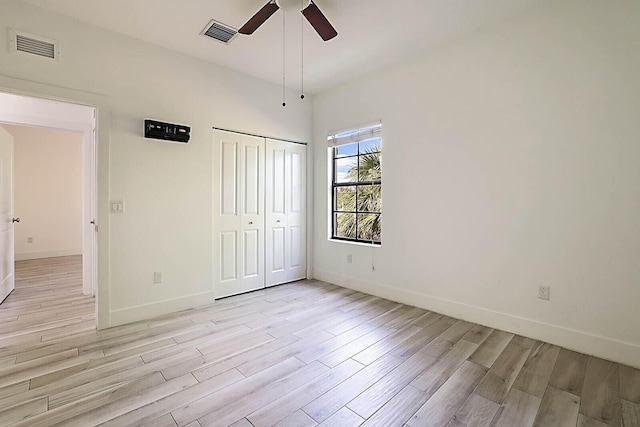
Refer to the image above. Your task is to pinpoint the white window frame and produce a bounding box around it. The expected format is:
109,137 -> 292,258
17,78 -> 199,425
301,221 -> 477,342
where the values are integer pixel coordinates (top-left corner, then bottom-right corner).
328,121 -> 382,245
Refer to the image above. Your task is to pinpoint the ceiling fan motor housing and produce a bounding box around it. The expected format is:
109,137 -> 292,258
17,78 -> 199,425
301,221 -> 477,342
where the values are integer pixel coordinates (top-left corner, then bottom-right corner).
275,0 -> 312,12
239,0 -> 337,41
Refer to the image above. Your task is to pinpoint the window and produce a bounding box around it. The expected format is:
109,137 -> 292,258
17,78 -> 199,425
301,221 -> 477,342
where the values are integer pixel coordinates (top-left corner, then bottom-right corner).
329,122 -> 382,244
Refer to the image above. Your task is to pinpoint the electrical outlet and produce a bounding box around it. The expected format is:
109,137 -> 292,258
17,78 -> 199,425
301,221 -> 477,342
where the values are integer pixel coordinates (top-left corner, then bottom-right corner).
154,272 -> 162,284
27,237 -> 33,244
347,255 -> 352,264
538,286 -> 550,300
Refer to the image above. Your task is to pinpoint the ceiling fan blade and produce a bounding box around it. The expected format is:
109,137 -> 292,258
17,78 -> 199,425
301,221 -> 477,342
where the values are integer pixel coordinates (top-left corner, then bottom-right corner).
302,1 -> 338,41
238,1 -> 280,35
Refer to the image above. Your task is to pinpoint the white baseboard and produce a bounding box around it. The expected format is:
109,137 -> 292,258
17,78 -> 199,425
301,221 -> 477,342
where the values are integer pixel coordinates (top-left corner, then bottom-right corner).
313,268 -> 640,369
15,248 -> 82,261
109,291 -> 216,327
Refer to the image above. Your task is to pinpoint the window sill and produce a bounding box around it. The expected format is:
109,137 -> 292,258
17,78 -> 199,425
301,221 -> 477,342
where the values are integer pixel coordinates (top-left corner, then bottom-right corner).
328,238 -> 382,248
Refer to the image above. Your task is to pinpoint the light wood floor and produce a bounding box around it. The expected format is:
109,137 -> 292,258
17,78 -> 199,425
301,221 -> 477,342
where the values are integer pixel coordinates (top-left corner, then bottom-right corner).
0,257 -> 638,427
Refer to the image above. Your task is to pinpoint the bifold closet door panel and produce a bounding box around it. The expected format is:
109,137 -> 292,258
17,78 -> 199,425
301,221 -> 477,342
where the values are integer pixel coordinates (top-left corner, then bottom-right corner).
265,139 -> 307,287
285,142 -> 307,283
213,130 -> 265,298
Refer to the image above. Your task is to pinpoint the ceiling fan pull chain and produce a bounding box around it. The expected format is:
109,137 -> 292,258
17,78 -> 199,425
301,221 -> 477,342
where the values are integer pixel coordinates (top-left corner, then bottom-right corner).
301,0 -> 305,100
282,9 -> 287,107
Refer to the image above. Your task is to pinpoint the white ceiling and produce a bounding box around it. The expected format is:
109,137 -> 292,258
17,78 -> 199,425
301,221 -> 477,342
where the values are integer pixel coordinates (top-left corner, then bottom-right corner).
23,0 -> 542,94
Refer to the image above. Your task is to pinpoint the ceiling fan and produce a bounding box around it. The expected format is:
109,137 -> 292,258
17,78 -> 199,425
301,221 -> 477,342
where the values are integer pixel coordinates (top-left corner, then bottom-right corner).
239,0 -> 338,41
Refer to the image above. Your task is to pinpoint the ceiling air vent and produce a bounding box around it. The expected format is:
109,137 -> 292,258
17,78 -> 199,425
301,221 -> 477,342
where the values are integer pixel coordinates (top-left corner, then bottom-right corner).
10,29 -> 59,61
201,20 -> 238,45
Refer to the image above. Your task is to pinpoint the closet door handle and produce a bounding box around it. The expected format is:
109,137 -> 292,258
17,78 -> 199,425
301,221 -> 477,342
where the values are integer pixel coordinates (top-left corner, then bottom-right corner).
249,221 -> 254,225
12,218 -> 20,223
276,220 -> 281,223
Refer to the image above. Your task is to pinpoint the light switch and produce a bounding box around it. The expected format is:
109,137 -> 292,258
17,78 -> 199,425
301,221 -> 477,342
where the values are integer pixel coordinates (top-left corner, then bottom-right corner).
110,200 -> 125,213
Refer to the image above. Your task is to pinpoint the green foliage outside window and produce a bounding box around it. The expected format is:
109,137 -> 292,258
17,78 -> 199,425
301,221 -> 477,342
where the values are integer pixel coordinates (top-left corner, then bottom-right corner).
333,142 -> 381,243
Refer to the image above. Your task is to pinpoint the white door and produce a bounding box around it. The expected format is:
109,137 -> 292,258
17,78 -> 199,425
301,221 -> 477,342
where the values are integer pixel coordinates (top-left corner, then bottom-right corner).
266,139 -> 307,287
213,130 -> 265,298
0,126 -> 15,303
83,125 -> 97,296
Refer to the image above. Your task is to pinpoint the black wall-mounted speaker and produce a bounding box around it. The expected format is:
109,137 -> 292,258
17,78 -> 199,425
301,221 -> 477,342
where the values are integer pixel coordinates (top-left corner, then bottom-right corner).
144,119 -> 190,143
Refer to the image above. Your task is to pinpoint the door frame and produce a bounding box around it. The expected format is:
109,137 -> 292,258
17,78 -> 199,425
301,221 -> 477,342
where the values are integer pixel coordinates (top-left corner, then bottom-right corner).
0,75 -> 111,329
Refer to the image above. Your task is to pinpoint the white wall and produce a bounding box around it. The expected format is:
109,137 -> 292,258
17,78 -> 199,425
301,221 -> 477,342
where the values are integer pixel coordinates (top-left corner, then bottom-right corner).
6,125 -> 83,260
0,0 -> 312,326
313,0 -> 640,368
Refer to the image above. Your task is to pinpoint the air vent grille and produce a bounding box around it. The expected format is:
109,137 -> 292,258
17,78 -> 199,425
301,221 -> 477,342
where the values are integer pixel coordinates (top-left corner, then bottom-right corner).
10,29 -> 58,60
16,35 -> 55,58
201,20 -> 238,45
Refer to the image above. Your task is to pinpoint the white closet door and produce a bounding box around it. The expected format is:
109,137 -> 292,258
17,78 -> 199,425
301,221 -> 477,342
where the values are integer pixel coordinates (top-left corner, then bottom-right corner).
266,139 -> 306,287
213,130 -> 265,298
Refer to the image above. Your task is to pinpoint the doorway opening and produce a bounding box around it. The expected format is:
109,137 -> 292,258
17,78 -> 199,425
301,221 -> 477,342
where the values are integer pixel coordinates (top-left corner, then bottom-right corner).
0,91 -> 97,327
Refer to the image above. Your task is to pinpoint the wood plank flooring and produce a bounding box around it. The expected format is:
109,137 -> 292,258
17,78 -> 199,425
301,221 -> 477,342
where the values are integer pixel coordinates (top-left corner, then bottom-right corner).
0,256 -> 638,426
